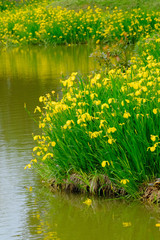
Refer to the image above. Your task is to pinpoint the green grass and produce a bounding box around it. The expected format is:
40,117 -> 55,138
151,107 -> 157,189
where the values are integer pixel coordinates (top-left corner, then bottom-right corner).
1,0 -> 160,12
49,0 -> 160,11
0,0 -> 53,11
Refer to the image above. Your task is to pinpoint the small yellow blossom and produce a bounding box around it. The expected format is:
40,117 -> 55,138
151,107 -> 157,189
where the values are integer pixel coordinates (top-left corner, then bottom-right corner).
42,153 -> 54,161
120,179 -> 129,184
153,108 -> 158,114
125,99 -> 130,103
37,151 -> 41,156
133,65 -> 137,69
89,131 -> 102,138
96,39 -> 100,44
95,74 -> 101,80
44,147 -> 48,152
90,93 -> 96,100
99,120 -> 106,129
123,111 -> 131,119
142,86 -> 147,92
33,146 -> 39,152
108,138 -> 115,144
119,123 -> 125,126
102,161 -> 106,167
147,142 -> 158,152
30,159 -> 37,163
39,96 -> 43,102
150,135 -> 157,142
121,101 -> 124,106
101,161 -> 110,167
63,124 -> 68,130
51,141 -> 56,147
101,103 -> 109,109
135,90 -> 141,96
108,98 -> 113,104
39,122 -> 45,128
155,223 -> 160,227
150,146 -> 156,152
34,106 -> 41,113
33,135 -> 40,141
107,127 -> 117,134
24,164 -> 31,170
93,100 -> 101,105
77,119 -> 82,124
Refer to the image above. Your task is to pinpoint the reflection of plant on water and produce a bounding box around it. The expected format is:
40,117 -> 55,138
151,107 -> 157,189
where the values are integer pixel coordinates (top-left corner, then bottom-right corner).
25,185 -> 160,240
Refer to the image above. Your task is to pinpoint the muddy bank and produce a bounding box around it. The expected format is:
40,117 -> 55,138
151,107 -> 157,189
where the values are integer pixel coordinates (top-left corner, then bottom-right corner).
142,179 -> 160,204
50,174 -> 160,203
50,174 -> 126,197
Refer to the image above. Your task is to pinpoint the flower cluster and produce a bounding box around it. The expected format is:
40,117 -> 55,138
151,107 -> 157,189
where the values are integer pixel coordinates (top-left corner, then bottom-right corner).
0,3 -> 160,47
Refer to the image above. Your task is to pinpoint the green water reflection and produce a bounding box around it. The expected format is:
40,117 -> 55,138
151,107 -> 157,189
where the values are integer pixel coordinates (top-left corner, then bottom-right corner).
26,186 -> 160,240
0,45 -> 98,143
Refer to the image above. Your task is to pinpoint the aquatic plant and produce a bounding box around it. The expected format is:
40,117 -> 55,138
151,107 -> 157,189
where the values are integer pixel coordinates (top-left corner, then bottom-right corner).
26,53 -> 160,197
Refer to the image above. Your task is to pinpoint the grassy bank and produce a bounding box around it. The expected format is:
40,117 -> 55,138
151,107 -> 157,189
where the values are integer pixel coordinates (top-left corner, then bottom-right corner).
50,0 -> 160,11
1,0 -> 160,12
0,0 -> 160,47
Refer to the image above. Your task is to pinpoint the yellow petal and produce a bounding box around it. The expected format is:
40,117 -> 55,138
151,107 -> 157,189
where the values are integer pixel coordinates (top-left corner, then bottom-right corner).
101,161 -> 106,167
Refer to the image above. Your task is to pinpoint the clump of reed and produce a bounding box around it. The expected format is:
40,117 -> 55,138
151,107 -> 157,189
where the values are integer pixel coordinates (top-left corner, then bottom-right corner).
25,53 -> 159,197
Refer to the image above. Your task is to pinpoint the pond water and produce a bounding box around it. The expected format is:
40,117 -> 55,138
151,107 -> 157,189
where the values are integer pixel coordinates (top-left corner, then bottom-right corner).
0,45 -> 160,240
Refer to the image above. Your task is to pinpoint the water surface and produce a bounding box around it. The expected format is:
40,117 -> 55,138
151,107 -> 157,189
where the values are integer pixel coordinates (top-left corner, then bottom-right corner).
0,45 -> 160,240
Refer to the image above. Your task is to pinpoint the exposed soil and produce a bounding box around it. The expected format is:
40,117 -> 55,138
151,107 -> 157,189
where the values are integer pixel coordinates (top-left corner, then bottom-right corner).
142,180 -> 160,204
50,175 -> 160,204
50,173 -> 126,197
